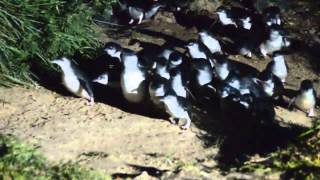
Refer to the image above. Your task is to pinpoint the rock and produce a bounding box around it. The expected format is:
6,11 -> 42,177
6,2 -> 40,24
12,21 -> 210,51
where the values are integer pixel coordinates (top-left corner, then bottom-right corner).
189,0 -> 222,13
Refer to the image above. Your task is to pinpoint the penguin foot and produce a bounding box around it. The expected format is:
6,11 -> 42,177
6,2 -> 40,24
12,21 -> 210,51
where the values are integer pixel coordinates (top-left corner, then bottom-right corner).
169,117 -> 177,125
308,108 -> 315,117
88,97 -> 94,106
180,119 -> 191,130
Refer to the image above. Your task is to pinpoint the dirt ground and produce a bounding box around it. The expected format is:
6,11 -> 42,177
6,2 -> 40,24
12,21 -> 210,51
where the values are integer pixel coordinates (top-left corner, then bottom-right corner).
1,1 -> 320,179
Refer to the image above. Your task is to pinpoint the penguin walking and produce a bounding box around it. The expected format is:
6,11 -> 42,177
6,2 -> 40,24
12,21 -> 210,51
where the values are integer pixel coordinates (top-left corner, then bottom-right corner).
259,25 -> 290,57
198,31 -> 222,54
185,40 -> 210,60
169,68 -> 188,98
290,80 -> 317,117
120,49 -> 148,103
255,69 -> 284,99
126,2 -> 164,24
159,91 -> 192,130
216,6 -> 238,27
52,57 -> 94,105
265,52 -> 288,84
191,58 -> 214,87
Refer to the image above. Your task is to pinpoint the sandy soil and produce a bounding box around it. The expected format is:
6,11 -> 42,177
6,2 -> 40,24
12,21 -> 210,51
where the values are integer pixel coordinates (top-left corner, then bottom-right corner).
1,1 -> 319,179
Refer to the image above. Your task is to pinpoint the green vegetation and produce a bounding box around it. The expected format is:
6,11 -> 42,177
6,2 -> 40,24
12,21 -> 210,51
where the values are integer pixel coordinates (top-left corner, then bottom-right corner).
0,0 -> 117,87
241,121 -> 320,179
0,134 -> 111,179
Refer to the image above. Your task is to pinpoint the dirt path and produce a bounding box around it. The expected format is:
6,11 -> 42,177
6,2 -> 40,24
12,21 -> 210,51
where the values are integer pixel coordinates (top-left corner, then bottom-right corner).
1,1 -> 319,179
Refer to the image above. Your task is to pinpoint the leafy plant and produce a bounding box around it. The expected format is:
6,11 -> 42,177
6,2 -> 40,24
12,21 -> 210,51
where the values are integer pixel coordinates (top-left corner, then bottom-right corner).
0,0 -> 118,87
241,121 -> 320,179
0,134 -> 111,179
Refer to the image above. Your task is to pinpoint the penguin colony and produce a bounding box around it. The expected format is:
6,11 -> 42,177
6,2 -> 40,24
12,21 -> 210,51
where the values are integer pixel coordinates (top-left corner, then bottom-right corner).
52,1 -> 318,130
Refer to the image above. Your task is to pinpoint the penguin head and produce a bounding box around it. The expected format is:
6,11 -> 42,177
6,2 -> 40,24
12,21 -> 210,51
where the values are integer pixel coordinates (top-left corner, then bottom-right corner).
150,75 -> 169,97
268,25 -> 285,39
51,57 -> 72,69
216,6 -> 228,15
198,30 -> 210,38
300,80 -> 314,92
192,58 -> 211,70
272,51 -> 285,62
214,57 -> 230,80
120,49 -> 140,68
168,51 -> 183,69
185,40 -> 199,50
93,73 -> 109,85
104,42 -> 122,58
240,16 -> 252,30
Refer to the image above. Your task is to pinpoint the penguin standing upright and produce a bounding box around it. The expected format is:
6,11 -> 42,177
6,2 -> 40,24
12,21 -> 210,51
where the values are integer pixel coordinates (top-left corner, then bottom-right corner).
159,91 -> 193,130
198,31 -> 222,54
120,49 -> 148,103
265,52 -> 288,84
52,57 -> 94,105
255,69 -> 284,99
216,6 -> 238,27
259,25 -> 290,57
290,80 -> 317,117
126,2 -> 164,24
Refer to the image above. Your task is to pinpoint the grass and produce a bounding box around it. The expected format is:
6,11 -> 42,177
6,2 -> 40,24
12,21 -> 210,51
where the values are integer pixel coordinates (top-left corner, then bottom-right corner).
0,0 -> 118,87
0,134 -> 111,179
240,120 -> 320,179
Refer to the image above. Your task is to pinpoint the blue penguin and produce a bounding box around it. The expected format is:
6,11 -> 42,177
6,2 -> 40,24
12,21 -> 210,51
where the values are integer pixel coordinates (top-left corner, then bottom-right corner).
153,57 -> 170,80
290,80 -> 317,117
214,55 -> 259,81
255,69 -> 284,98
148,74 -> 170,108
126,2 -> 164,24
104,42 -> 123,61
191,58 -> 213,87
265,52 -> 288,84
259,25 -> 290,57
159,91 -> 192,130
169,68 -> 188,98
262,6 -> 281,26
198,31 -> 222,54
52,57 -> 94,105
93,72 -> 109,86
120,49 -> 148,103
216,6 -> 238,27
167,51 -> 184,70
185,40 -> 209,60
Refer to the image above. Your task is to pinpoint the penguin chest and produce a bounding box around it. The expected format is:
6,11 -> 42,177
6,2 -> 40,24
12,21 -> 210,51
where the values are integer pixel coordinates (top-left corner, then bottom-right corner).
63,76 -> 90,99
197,70 -> 212,86
121,71 -> 146,102
263,37 -> 283,53
272,62 -> 287,81
171,78 -> 187,98
163,97 -> 188,118
263,82 -> 275,97
295,90 -> 316,110
202,37 -> 221,53
189,48 -> 207,59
